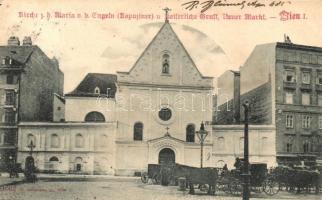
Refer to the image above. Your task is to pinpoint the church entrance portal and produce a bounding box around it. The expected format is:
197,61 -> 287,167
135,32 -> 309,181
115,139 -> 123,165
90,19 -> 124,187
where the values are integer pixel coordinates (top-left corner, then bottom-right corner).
158,148 -> 175,165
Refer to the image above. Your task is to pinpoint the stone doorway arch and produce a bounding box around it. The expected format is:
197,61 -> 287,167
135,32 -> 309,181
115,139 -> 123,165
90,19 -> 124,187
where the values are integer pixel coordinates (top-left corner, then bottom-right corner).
158,148 -> 175,165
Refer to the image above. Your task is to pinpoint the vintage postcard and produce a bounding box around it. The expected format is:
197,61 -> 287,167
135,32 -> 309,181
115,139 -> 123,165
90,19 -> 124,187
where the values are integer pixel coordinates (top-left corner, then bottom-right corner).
0,0 -> 322,199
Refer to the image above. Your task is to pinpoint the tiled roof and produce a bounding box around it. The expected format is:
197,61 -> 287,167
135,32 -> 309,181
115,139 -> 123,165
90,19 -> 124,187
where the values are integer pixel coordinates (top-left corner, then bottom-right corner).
66,73 -> 117,97
0,45 -> 35,64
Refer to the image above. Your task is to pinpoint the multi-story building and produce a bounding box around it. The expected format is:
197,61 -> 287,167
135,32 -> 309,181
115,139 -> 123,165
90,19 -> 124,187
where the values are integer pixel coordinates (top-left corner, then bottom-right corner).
215,40 -> 322,166
0,36 -> 64,170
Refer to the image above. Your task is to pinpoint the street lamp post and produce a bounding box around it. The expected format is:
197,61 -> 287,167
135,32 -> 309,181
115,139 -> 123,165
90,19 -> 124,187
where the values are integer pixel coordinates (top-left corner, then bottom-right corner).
242,102 -> 250,200
196,122 -> 208,168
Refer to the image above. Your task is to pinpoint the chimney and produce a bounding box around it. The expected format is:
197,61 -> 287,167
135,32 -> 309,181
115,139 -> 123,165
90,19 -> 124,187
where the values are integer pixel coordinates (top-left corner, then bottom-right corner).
22,36 -> 32,46
7,36 -> 20,46
233,71 -> 241,123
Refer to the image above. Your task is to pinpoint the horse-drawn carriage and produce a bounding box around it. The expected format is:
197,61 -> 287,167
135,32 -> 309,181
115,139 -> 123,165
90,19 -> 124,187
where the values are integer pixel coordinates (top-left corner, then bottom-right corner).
141,163 -> 218,195
216,163 -> 279,196
141,164 -> 176,185
141,162 -> 321,196
271,165 -> 321,194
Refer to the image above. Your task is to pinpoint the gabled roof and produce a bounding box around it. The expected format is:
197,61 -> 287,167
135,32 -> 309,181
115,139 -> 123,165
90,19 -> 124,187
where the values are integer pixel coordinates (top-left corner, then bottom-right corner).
117,21 -> 212,79
147,133 -> 186,143
66,73 -> 117,97
0,45 -> 35,64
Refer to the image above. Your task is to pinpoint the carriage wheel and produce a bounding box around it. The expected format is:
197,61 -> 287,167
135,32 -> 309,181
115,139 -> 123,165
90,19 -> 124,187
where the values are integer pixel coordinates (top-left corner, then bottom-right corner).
229,181 -> 242,196
199,184 -> 209,192
263,179 -> 279,196
216,182 -> 230,194
141,172 -> 148,184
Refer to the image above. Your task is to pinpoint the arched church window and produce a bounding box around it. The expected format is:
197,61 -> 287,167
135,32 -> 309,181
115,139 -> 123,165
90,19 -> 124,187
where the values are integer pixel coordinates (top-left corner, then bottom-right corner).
134,122 -> 143,141
51,134 -> 60,148
186,124 -> 195,142
162,54 -> 170,74
49,156 -> 59,162
85,111 -> 105,122
75,133 -> 84,148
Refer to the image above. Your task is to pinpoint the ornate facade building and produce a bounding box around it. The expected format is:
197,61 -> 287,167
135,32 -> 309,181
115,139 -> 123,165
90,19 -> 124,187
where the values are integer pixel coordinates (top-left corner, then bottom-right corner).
0,36 -> 63,171
215,40 -> 322,166
17,21 -> 276,175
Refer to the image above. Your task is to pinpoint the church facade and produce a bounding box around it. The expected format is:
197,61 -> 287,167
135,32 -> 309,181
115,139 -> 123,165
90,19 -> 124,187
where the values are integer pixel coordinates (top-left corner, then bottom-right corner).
17,21 -> 276,175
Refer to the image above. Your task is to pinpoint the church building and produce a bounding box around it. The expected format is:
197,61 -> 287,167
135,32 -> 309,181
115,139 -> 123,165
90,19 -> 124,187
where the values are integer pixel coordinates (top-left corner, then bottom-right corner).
17,19 -> 276,175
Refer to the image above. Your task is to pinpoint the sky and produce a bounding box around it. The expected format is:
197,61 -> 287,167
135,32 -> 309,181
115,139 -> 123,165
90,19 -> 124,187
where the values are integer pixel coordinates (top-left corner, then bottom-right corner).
1,0 -> 322,93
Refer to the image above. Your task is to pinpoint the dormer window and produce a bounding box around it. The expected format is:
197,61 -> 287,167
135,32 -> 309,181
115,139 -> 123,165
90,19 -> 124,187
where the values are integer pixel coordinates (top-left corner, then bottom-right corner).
94,87 -> 100,94
162,54 -> 170,74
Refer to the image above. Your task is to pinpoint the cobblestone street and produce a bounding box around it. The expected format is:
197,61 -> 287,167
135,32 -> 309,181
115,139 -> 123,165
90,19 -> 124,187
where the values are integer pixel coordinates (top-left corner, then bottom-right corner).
0,176 -> 321,200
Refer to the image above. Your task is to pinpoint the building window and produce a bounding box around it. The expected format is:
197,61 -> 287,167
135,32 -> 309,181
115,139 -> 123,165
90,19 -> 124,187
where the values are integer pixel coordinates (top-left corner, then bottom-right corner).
186,124 -> 195,142
94,87 -> 100,94
133,122 -> 143,141
74,157 -> 83,171
285,92 -> 293,104
158,107 -> 172,121
302,72 -> 311,84
0,133 -> 3,145
303,140 -> 310,153
2,56 -> 11,65
317,74 -> 322,85
318,95 -> 322,106
49,156 -> 59,162
319,116 -> 322,129
302,115 -> 311,128
286,136 -> 293,153
286,142 -> 293,152
5,90 -> 15,106
218,137 -> 225,150
75,134 -> 84,148
84,111 -> 105,122
162,54 -> 170,74
4,110 -> 15,124
27,134 -> 36,147
50,134 -> 60,148
301,93 -> 310,105
284,70 -> 296,82
100,134 -> 108,147
286,115 -> 294,128
6,75 -> 14,84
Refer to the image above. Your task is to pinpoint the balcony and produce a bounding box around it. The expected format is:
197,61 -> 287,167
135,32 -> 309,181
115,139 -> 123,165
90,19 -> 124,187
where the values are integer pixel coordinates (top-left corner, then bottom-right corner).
283,81 -> 297,89
300,83 -> 312,91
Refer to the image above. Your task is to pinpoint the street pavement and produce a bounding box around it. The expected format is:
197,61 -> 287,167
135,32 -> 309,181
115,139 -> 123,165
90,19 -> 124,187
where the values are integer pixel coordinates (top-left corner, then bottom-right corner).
0,175 -> 321,200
